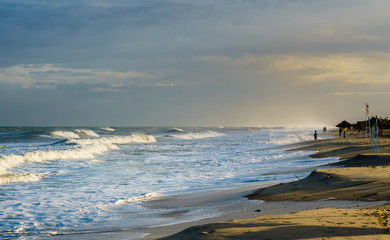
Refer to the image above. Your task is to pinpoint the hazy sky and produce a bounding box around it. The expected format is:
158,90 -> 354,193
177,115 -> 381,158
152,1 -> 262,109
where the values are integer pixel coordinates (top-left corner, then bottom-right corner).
1,0 -> 390,126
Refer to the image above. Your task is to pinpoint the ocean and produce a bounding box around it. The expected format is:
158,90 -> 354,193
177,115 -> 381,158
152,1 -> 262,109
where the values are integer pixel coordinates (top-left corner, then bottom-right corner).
0,126 -> 337,239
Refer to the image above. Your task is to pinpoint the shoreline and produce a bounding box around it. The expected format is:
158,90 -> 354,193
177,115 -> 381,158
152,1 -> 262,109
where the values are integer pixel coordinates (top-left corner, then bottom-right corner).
49,131 -> 342,240
159,130 -> 390,239
138,132 -> 343,239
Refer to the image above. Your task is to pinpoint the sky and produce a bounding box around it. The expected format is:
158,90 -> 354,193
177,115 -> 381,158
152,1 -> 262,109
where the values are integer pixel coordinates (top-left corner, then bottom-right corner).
1,0 -> 390,127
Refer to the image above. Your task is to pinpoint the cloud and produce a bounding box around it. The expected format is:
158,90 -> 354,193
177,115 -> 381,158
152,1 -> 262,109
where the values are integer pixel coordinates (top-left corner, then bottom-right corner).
0,64 -> 157,88
317,29 -> 382,42
1,0 -> 390,126
155,82 -> 175,87
197,52 -> 390,87
332,91 -> 390,96
270,53 -> 390,86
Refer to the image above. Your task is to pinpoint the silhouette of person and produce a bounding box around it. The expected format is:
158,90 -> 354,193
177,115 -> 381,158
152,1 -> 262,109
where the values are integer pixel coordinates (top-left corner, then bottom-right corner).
314,130 -> 318,140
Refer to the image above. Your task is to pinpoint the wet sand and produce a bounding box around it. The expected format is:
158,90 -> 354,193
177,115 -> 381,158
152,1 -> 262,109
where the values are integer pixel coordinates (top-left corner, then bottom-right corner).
160,130 -> 390,239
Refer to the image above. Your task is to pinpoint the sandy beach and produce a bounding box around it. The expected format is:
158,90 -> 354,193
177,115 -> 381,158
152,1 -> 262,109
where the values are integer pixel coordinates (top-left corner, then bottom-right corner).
159,130 -> 390,239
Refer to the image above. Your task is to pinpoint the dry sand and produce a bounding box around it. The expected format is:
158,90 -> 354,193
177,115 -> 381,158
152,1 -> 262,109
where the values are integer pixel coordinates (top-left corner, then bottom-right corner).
160,207 -> 390,240
160,130 -> 390,239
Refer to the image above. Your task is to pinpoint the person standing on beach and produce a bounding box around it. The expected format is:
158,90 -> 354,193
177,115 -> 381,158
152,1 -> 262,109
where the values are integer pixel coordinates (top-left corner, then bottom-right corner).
314,130 -> 318,140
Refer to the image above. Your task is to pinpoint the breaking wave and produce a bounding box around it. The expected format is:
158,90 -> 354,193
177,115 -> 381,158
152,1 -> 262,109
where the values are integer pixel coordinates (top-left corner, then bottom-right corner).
269,132 -> 313,146
0,134 -> 156,183
66,134 -> 156,151
50,129 -> 100,139
74,129 -> 100,138
100,127 -> 115,132
0,173 -> 43,184
50,131 -> 80,139
167,131 -> 225,140
166,128 -> 184,132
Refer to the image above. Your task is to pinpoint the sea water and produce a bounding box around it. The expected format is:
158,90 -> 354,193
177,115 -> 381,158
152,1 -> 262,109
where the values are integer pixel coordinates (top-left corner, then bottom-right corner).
0,127 -> 337,239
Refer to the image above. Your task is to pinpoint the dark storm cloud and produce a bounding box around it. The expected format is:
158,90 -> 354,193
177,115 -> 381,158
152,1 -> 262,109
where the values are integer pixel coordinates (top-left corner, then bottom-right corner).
0,0 -> 193,68
2,0 -> 389,69
0,0 -> 344,68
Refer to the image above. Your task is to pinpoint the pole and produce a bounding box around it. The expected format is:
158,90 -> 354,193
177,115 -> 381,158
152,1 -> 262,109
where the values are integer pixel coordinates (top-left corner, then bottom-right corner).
368,118 -> 374,153
376,118 -> 379,155
365,103 -> 368,137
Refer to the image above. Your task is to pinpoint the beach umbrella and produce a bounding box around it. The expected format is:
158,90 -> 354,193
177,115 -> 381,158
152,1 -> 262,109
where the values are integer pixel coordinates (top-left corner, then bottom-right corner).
336,120 -> 352,129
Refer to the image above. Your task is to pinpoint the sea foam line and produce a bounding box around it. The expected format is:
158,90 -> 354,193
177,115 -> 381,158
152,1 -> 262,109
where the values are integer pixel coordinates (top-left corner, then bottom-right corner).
115,192 -> 164,205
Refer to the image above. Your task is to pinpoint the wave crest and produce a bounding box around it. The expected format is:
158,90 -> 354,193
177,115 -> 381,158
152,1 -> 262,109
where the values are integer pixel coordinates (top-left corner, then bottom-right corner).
168,131 -> 225,140
166,128 -> 184,132
269,133 -> 312,145
0,134 -> 156,183
50,131 -> 80,139
0,173 -> 43,184
100,127 -> 115,132
74,129 -> 100,138
50,129 -> 100,139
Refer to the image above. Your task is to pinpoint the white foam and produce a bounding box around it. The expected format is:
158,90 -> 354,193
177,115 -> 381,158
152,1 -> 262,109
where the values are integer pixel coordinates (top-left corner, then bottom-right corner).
0,148 -> 96,176
68,134 -> 156,147
0,134 -> 156,181
269,132 -> 312,145
115,192 -> 164,205
168,131 -> 225,140
168,128 -> 184,132
74,129 -> 100,138
0,173 -> 43,184
100,127 -> 115,132
50,131 -> 80,139
0,128 -> 341,236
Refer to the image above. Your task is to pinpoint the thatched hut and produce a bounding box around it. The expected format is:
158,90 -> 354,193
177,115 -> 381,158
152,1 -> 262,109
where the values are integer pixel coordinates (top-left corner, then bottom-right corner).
369,117 -> 390,129
353,121 -> 367,131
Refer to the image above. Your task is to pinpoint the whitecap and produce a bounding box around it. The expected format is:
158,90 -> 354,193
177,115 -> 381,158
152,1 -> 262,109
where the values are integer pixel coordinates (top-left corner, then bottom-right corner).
167,128 -> 184,132
168,131 -> 225,140
0,173 -> 43,184
74,129 -> 100,138
100,127 -> 115,132
268,132 -> 312,146
0,134 -> 157,182
50,131 -> 80,139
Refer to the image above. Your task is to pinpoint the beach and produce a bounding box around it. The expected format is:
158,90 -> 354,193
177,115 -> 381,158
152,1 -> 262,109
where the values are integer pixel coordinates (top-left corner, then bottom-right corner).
1,127 -> 339,238
3,0 -> 390,239
159,130 -> 390,239
2,127 -> 390,239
